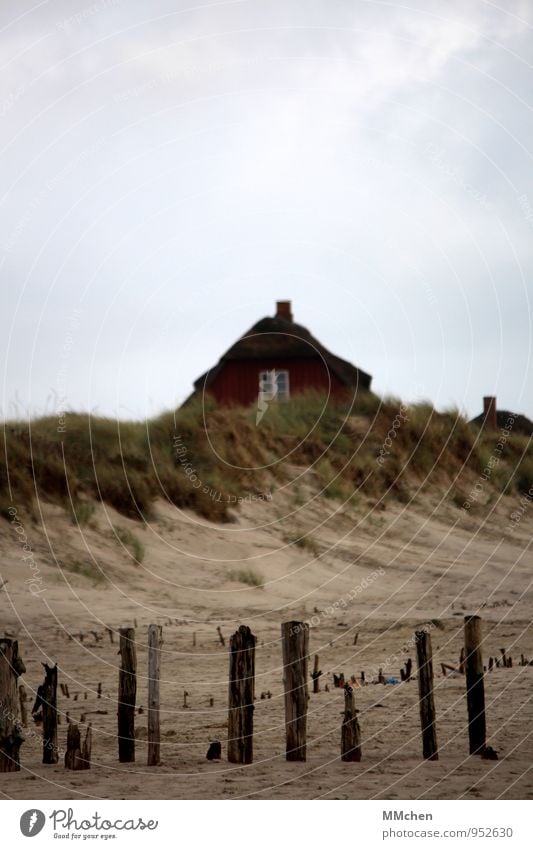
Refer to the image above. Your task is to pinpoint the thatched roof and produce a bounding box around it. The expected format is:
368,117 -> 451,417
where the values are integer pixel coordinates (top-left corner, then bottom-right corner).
194,314 -> 372,392
470,409 -> 533,437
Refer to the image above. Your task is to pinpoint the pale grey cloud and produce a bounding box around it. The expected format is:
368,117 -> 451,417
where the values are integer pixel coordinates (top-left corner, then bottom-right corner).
1,0 -> 532,421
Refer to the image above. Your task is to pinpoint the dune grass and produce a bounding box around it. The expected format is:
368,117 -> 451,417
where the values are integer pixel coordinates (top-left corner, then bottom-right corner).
228,567 -> 264,588
1,392 -> 531,524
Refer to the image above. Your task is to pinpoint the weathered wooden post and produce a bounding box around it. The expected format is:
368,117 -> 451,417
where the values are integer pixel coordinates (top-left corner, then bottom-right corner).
311,654 -> 322,694
19,684 -> 28,727
118,627 -> 136,763
228,625 -> 256,764
281,621 -> 309,761
464,615 -> 486,754
32,664 -> 58,764
341,683 -> 362,761
147,624 -> 162,766
415,630 -> 438,761
0,638 -> 26,772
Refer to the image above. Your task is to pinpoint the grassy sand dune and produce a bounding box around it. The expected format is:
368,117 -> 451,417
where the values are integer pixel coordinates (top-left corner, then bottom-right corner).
0,394 -> 532,799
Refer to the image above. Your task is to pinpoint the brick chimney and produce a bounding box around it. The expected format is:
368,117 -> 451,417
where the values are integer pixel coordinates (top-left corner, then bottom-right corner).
275,300 -> 293,322
483,396 -> 497,430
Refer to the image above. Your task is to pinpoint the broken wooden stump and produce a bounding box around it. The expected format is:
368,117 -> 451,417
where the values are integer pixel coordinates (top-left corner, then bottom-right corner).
33,664 -> 58,764
341,683 -> 362,762
228,624 -> 256,765
281,621 -> 309,762
206,740 -> 221,760
0,638 -> 26,772
118,627 -> 136,763
64,723 -> 92,770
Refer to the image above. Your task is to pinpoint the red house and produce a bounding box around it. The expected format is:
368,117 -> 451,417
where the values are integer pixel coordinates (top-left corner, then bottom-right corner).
189,301 -> 372,408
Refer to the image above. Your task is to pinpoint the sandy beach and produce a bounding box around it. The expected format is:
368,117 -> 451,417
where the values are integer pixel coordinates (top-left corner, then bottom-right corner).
1,490 -> 531,801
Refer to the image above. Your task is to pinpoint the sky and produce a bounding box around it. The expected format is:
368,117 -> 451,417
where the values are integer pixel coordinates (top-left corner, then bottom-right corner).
1,0 -> 532,421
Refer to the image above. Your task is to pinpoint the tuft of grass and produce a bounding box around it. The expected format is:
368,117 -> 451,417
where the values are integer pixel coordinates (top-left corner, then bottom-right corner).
70,499 -> 96,527
511,455 -> 533,496
114,526 -> 145,565
228,567 -> 264,588
282,529 -> 320,557
452,490 -> 466,509
60,557 -> 106,585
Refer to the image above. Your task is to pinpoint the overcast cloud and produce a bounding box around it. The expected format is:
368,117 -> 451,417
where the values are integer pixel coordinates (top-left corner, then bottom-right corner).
1,0 -> 532,421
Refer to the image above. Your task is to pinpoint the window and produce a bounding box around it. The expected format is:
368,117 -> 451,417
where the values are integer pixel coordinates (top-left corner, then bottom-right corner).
258,369 -> 290,403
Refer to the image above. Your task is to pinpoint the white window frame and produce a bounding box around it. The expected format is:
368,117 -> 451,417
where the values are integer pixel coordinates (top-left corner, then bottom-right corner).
258,369 -> 290,403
